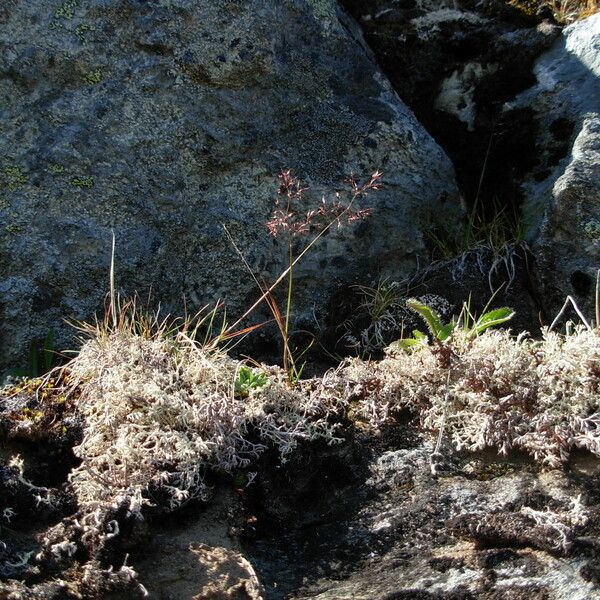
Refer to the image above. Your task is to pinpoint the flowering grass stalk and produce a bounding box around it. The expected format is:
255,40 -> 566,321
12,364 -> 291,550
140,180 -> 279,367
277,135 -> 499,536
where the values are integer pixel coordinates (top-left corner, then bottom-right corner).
225,170 -> 381,384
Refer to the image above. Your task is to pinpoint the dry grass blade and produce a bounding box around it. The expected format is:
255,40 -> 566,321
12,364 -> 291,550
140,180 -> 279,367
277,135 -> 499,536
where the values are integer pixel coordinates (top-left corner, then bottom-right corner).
110,230 -> 117,330
548,295 -> 592,332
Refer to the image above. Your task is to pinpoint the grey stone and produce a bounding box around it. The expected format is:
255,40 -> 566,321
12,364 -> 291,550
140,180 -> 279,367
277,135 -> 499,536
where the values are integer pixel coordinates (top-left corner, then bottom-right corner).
0,0 -> 461,370
244,431 -> 600,599
506,14 -> 600,316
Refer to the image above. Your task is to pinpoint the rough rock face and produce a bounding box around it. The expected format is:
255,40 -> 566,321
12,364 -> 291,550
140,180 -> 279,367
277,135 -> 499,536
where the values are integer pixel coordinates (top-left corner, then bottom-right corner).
339,0 -> 559,208
506,14 -> 600,316
0,0 -> 461,370
243,432 -> 600,600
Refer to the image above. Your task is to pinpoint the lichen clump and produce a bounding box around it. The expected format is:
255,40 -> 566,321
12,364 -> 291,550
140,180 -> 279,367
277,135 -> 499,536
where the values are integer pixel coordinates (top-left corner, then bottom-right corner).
347,326 -> 600,467
67,329 -> 346,512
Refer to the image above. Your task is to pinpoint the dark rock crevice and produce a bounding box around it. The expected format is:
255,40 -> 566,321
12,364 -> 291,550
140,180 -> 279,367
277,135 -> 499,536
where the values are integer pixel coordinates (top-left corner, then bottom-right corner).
339,0 -> 560,219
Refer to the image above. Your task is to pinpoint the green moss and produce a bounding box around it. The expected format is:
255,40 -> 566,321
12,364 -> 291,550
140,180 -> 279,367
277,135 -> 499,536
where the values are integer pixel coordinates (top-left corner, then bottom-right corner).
48,163 -> 65,175
71,175 -> 94,188
1,166 -> 27,192
83,69 -> 103,85
54,0 -> 78,20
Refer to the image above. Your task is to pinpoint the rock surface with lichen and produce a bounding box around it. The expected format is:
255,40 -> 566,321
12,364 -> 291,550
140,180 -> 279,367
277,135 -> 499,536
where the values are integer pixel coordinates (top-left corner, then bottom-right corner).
506,13 -> 600,316
0,0 -> 462,370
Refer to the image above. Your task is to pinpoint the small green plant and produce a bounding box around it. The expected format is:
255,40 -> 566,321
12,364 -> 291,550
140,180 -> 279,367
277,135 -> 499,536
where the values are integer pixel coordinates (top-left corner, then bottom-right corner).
234,366 -> 268,398
354,278 -> 406,323
340,278 -> 419,357
395,296 -> 514,350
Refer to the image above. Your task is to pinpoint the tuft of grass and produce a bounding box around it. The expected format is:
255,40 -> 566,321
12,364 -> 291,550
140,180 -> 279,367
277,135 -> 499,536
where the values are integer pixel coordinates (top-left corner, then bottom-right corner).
425,202 -> 528,293
354,278 -> 407,324
225,170 -> 379,385
23,290 -> 347,514
545,0 -> 599,22
341,279 -> 411,356
508,0 -> 599,21
426,202 -> 526,262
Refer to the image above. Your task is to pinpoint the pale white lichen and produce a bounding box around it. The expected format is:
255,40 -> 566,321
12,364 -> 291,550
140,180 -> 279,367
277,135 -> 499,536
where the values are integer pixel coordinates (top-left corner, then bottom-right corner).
2,508 -> 15,523
435,62 -> 498,131
346,325 -> 600,467
66,330 -> 347,512
521,494 -> 588,553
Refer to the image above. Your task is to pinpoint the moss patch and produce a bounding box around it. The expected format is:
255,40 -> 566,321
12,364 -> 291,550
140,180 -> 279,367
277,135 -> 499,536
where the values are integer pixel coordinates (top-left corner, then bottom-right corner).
1,166 -> 27,192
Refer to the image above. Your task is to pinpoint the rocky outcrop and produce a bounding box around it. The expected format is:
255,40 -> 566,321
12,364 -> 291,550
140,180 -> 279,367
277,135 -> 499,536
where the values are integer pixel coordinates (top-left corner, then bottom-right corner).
338,2 -> 600,320
4,324 -> 600,598
506,14 -> 600,316
339,0 -> 559,208
247,438 -> 600,599
0,0 -> 462,371
5,394 -> 600,599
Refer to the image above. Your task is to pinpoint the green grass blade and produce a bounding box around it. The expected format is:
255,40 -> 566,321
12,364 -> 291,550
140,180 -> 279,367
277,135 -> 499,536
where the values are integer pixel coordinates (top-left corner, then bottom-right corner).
472,307 -> 515,335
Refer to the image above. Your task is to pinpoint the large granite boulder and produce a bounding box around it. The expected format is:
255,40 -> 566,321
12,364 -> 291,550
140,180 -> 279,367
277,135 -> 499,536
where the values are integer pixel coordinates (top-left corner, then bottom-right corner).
0,0 -> 462,370
506,13 -> 600,316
